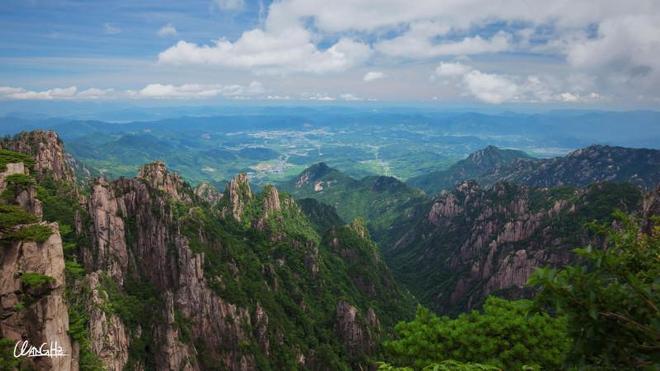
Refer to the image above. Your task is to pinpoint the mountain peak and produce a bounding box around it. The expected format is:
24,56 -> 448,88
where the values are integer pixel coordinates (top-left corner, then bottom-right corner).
295,162 -> 335,188
194,182 -> 223,204
137,161 -> 190,201
295,162 -> 341,191
0,130 -> 75,183
466,145 -> 531,164
223,173 -> 253,221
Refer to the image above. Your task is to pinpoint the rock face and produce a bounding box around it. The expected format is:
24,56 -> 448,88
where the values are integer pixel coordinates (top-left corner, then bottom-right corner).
642,187 -> 660,234
223,173 -> 253,221
138,161 -> 192,203
0,153 -> 75,370
86,178 -> 128,285
335,301 -> 379,357
0,226 -> 74,371
194,182 -> 223,205
83,272 -> 130,371
386,181 -> 645,314
1,130 -> 75,182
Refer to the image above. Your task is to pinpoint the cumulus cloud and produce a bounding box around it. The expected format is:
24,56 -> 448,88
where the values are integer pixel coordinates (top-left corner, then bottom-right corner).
151,0 -> 660,103
433,62 -> 603,104
77,88 -> 115,99
0,86 -> 78,100
376,27 -> 511,58
462,70 -> 518,104
263,0 -> 656,34
136,81 -> 265,99
157,24 -> 177,37
435,62 -> 471,77
363,71 -> 385,82
158,27 -> 370,74
565,15 -> 660,84
0,82 -> 266,100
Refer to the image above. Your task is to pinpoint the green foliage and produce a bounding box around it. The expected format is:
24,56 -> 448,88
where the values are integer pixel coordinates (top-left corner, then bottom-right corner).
382,297 -> 569,370
0,149 -> 34,172
0,204 -> 37,230
0,173 -> 36,202
285,165 -> 427,242
100,275 -> 161,329
0,337 -> 21,371
529,212 -> 659,368
65,260 -> 86,278
20,272 -> 55,289
8,224 -> 53,242
67,288 -> 105,371
297,197 -> 345,234
377,360 -> 501,371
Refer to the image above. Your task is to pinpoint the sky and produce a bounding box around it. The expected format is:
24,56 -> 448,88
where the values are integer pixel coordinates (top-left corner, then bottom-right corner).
1,0 -> 660,108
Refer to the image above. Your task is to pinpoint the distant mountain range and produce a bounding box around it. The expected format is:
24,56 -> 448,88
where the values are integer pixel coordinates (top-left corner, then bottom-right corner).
288,145 -> 660,314
408,144 -> 660,195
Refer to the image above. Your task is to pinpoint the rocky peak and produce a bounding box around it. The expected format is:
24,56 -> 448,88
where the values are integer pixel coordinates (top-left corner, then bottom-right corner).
0,130 -> 75,182
335,301 -> 378,357
295,162 -> 331,188
261,185 -> 281,216
224,173 -> 253,221
465,145 -> 531,168
642,186 -> 660,234
194,182 -> 223,205
349,218 -> 370,240
137,161 -> 190,202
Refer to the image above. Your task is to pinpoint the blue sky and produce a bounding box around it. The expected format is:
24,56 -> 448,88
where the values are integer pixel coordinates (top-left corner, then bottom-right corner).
1,0 -> 659,107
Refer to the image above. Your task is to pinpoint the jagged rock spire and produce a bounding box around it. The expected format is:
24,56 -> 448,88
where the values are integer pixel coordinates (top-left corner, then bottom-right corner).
194,182 -> 223,204
137,161 -> 190,202
224,173 -> 253,221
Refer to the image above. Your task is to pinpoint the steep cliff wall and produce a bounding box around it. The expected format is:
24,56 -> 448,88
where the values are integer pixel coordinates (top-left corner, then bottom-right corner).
386,181 -> 645,314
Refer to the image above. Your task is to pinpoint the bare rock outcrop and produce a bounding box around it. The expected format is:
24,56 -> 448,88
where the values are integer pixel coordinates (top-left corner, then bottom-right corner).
194,182 -> 223,205
1,130 -> 75,182
0,225 -> 75,371
138,161 -> 192,203
86,178 -> 128,285
335,301 -> 379,358
83,272 -> 130,371
223,173 -> 253,221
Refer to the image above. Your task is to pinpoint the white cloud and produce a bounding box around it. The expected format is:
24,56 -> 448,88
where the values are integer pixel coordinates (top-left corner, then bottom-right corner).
158,27 -> 371,74
77,88 -> 114,99
565,15 -> 660,84
339,93 -> 362,101
435,62 -> 471,77
215,0 -> 244,11
0,82 -> 266,100
157,24 -> 177,37
103,23 -> 121,35
263,0 -> 657,34
462,70 -> 518,104
150,0 -> 660,103
0,86 -> 78,100
303,93 -> 336,101
363,71 -> 385,82
433,62 -> 604,104
137,81 -> 265,99
376,27 -> 511,58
